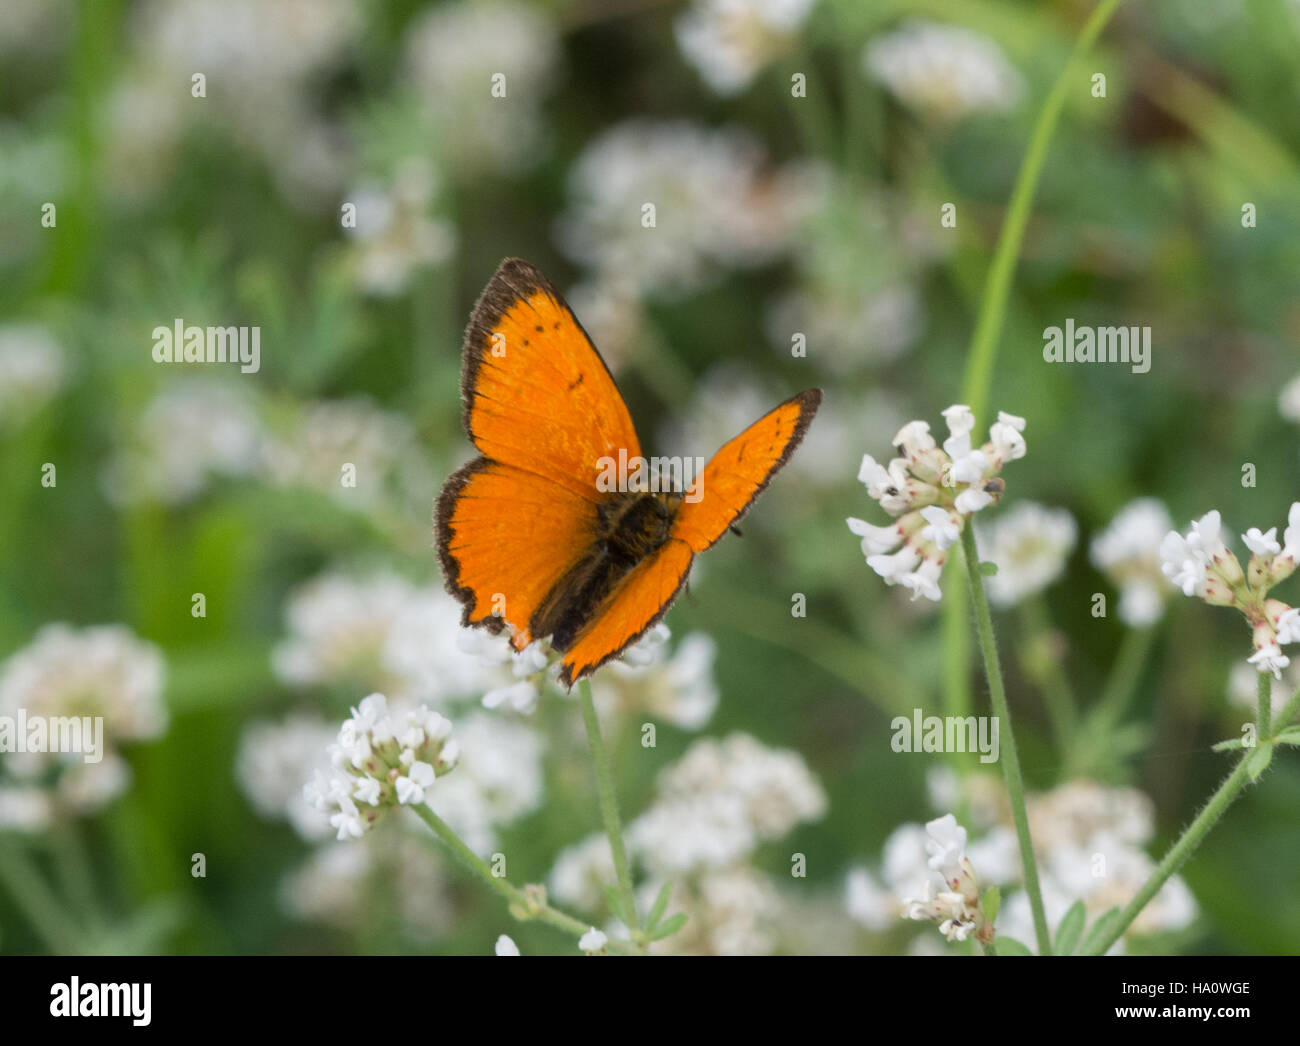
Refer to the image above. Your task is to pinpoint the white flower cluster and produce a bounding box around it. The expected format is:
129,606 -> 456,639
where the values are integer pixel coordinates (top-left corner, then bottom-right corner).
848,404 -> 1026,601
0,323 -> 66,429
102,380 -> 263,506
549,733 -> 826,955
404,1 -> 559,176
863,20 -> 1024,121
674,0 -> 815,95
976,501 -> 1077,607
1090,498 -> 1176,627
0,624 -> 167,818
344,160 -> 456,297
900,815 -> 992,944
557,120 -> 816,299
1160,505 -> 1300,677
847,773 -> 1197,952
304,694 -> 458,840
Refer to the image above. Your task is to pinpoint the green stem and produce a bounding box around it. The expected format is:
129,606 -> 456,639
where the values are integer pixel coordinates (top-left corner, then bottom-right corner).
1257,670 -> 1272,741
0,843 -> 83,954
1092,624 -> 1156,728
959,0 -> 1126,423
409,803 -> 634,955
1079,753 -> 1256,955
1018,598 -> 1078,760
961,526 -> 1051,955
578,678 -> 642,943
48,821 -> 107,936
1276,685 -> 1300,733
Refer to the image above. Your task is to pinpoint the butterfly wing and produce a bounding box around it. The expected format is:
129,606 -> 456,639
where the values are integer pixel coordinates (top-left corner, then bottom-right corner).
460,257 -> 641,502
437,458 -> 600,648
671,388 -> 822,552
556,538 -> 695,688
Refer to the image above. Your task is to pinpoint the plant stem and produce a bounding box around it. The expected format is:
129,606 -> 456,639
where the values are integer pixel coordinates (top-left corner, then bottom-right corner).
961,526 -> 1051,955
959,0 -> 1126,423
1276,685 -> 1300,733
578,678 -> 642,942
0,843 -> 83,953
1093,624 -> 1156,729
1079,753 -> 1255,955
1018,597 -> 1078,761
1257,670 -> 1272,741
409,803 -> 634,955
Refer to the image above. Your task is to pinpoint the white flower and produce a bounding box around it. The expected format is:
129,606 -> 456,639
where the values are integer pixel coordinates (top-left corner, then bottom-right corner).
864,20 -> 1023,121
1247,643 -> 1290,680
425,713 -> 544,854
923,813 -> 967,880
0,624 -> 166,803
674,0 -> 814,94
549,833 -> 618,912
1277,607 -> 1300,645
845,867 -> 898,930
495,934 -> 520,956
976,502 -> 1078,607
579,927 -> 608,953
260,397 -> 426,512
130,0 -> 362,204
1279,374 -> 1300,423
404,1 -> 559,175
236,712 -> 339,840
898,558 -> 944,602
304,696 -> 459,840
848,405 -> 1027,603
481,680 -> 540,715
592,630 -> 720,731
1090,498 -> 1175,627
103,380 -> 264,506
1243,527 -> 1281,557
629,733 -> 826,876
557,121 -> 810,298
0,786 -> 53,832
919,506 -> 959,551
0,324 -> 66,428
281,827 -> 455,937
847,516 -> 904,556
345,160 -> 455,297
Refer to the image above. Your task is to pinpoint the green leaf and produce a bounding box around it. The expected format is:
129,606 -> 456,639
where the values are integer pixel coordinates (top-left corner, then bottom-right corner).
648,913 -> 688,941
602,884 -> 627,926
1212,737 -> 1245,752
1054,900 -> 1086,956
1274,727 -> 1300,746
980,561 -> 999,576
1079,907 -> 1123,955
995,936 -> 1033,955
646,881 -> 673,931
1245,741 -> 1274,781
982,886 -> 1001,926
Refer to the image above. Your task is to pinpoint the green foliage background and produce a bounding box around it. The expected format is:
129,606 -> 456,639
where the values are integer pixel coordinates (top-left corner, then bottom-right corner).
0,0 -> 1297,955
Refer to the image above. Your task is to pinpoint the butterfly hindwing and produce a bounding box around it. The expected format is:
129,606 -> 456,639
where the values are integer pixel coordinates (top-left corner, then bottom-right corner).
671,389 -> 821,552
437,457 -> 601,649
557,538 -> 695,688
462,258 -> 641,502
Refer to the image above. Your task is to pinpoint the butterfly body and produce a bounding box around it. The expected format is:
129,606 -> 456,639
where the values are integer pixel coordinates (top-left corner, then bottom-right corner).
436,258 -> 820,687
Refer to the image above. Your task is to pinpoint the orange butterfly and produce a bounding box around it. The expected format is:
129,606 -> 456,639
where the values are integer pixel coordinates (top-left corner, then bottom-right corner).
436,259 -> 821,688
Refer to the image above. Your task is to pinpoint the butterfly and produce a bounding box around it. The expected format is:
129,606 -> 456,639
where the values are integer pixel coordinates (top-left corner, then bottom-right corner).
436,258 -> 821,688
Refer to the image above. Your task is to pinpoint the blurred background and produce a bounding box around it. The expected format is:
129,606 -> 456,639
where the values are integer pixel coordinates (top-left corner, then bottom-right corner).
1,0 -> 1298,956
